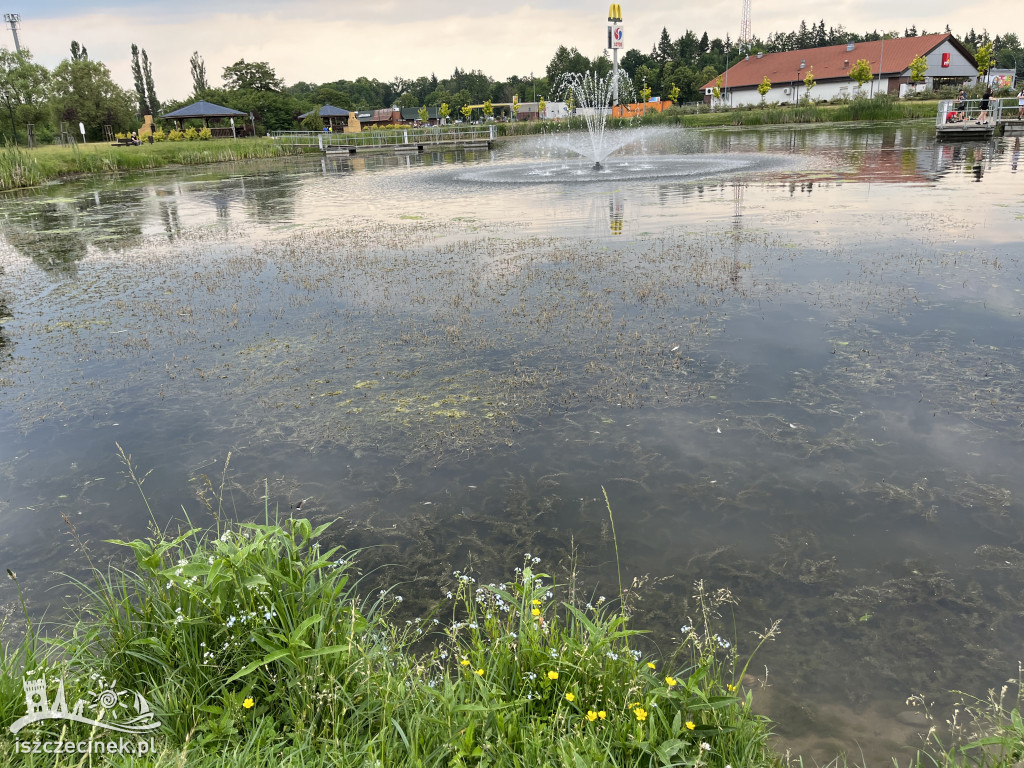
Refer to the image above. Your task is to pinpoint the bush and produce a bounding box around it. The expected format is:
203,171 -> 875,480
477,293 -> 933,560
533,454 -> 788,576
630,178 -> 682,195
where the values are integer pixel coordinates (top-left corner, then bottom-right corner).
152,129 -> 166,142
198,127 -> 213,141
168,129 -> 184,141
184,126 -> 199,141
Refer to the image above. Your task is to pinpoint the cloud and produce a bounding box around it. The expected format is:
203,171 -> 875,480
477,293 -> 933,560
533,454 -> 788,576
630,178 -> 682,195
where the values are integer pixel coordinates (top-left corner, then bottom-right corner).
15,1 -> 1013,102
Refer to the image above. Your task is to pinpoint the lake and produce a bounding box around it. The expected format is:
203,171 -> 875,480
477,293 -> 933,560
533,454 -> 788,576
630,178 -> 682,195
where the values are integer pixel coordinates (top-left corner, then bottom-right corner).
1,122 -> 1021,762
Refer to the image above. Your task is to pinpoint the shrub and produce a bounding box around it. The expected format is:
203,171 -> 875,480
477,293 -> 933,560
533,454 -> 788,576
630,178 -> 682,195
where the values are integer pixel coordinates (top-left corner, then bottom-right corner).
184,126 -> 199,141
198,127 -> 212,141
152,129 -> 166,142
168,129 -> 184,141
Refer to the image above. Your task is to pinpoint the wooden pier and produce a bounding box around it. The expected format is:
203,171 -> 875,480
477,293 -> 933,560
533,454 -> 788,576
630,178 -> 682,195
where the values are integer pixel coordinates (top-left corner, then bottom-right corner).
272,126 -> 496,155
935,97 -> 1022,141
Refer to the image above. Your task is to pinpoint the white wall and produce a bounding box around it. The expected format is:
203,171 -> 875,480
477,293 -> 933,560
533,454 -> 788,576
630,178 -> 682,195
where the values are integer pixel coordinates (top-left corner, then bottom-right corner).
719,78 -> 891,107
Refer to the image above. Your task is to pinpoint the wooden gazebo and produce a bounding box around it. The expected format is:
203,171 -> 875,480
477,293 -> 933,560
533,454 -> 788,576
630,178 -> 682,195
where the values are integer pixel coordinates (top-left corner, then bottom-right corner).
162,100 -> 249,138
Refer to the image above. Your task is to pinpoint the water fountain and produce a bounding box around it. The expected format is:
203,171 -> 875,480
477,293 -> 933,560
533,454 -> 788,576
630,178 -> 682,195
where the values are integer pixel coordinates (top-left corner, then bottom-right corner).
554,70 -> 636,169
452,69 -> 794,185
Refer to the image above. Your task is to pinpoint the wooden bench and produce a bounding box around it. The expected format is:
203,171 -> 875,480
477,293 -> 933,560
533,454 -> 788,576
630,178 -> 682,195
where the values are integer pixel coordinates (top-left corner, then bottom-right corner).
111,137 -> 138,146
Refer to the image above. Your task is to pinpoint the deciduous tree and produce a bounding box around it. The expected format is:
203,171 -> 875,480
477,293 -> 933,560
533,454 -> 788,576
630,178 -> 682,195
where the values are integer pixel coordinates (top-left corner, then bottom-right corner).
222,60 -> 283,92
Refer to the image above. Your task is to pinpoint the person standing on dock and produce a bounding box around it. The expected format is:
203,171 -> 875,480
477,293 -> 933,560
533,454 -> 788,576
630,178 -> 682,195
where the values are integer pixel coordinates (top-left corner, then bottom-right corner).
977,87 -> 992,125
1017,86 -> 1024,119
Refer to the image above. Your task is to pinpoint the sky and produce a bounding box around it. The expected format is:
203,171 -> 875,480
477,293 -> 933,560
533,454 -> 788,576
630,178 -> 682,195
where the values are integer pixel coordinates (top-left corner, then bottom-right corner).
16,1 -> 1022,101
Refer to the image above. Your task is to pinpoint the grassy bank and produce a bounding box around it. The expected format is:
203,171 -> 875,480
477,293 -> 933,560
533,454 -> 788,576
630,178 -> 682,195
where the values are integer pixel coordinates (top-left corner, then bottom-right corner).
0,138 -> 318,191
2,460 -> 1023,766
0,455 -> 785,767
499,96 -> 938,136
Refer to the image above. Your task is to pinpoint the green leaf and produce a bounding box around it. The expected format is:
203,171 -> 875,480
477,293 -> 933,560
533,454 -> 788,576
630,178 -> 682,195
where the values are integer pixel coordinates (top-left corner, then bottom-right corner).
226,648 -> 290,683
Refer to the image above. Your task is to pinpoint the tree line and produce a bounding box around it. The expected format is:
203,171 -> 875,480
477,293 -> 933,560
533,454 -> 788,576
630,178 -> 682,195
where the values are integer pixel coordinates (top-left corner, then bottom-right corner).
0,20 -> 1020,145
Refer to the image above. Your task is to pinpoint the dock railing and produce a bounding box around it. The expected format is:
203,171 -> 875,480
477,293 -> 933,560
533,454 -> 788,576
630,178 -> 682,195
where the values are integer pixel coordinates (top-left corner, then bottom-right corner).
271,125 -> 496,149
936,97 -> 1004,127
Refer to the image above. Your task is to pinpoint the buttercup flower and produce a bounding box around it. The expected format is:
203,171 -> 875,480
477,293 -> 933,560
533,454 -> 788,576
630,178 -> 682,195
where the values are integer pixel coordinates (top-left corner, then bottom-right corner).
565,692 -> 575,702
531,608 -> 541,616
685,720 -> 695,730
633,707 -> 647,722
531,599 -> 541,605
460,659 -> 470,666
647,662 -> 656,670
727,683 -> 737,692
597,710 -> 607,720
243,697 -> 255,709
547,670 -> 559,680
665,676 -> 677,687
475,669 -> 484,676
586,710 -> 598,721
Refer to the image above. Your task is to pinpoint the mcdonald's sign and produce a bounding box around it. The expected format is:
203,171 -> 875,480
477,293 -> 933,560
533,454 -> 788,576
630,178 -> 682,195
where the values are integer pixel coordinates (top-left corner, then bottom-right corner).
608,4 -> 622,22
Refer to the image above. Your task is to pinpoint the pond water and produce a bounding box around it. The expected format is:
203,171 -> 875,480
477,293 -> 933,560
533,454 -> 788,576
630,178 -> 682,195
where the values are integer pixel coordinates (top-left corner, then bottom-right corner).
1,122 -> 1022,762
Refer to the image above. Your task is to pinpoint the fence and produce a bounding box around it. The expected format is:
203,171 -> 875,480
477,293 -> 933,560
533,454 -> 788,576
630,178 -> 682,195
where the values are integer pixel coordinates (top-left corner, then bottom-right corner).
271,125 -> 495,149
936,97 -> 1006,126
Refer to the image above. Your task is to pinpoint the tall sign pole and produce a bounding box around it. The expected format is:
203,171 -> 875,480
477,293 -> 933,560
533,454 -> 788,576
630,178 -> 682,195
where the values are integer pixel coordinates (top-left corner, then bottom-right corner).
607,4 -> 623,106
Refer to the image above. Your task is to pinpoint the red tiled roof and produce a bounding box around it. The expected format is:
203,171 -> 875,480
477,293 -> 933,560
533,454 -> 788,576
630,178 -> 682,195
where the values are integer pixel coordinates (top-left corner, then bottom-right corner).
702,33 -> 973,90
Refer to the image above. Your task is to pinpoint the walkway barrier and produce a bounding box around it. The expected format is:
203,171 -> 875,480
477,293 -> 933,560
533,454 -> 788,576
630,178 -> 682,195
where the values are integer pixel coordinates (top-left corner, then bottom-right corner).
271,125 -> 496,150
935,97 -> 1004,127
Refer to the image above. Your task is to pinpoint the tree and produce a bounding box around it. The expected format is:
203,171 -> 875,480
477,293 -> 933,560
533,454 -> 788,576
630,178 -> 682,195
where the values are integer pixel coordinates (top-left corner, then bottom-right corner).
849,58 -> 873,91
190,51 -> 209,99
222,60 -> 283,92
654,27 -> 673,64
908,55 -> 928,85
301,105 -> 324,131
51,57 -> 134,139
439,102 -> 450,123
803,67 -> 816,100
417,105 -> 428,123
974,42 -> 994,76
712,75 -> 723,102
482,99 -> 493,119
668,82 -> 680,103
130,44 -> 148,116
538,96 -> 546,117
142,49 -> 159,114
460,103 -> 472,121
546,45 -> 590,91
0,49 -> 51,144
395,91 -> 419,108
757,75 -> 771,103
70,41 -> 88,62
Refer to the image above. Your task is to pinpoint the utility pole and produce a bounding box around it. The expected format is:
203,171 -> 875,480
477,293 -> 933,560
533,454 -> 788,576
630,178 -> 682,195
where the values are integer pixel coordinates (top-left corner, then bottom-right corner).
607,4 -> 623,106
4,13 -> 22,54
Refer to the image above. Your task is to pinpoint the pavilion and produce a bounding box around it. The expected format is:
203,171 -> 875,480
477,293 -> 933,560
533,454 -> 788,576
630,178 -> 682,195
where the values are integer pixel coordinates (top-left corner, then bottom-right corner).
298,105 -> 352,131
162,100 -> 249,137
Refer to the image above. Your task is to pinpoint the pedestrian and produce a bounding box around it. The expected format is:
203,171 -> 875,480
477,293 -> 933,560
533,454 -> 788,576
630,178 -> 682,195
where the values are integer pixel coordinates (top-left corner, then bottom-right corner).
1017,86 -> 1024,119
955,89 -> 967,120
977,86 -> 992,125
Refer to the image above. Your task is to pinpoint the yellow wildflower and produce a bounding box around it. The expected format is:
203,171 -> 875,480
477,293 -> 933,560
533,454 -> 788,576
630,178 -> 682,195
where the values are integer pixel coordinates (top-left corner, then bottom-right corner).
547,670 -> 559,680
727,683 -> 737,692
597,710 -> 607,720
531,599 -> 541,605
666,676 -> 677,687
586,710 -> 598,722
531,608 -> 541,616
633,707 -> 647,722
647,662 -> 656,670
242,697 -> 255,709
685,721 -> 695,730
460,659 -> 470,666
475,668 -> 484,676
565,692 -> 575,702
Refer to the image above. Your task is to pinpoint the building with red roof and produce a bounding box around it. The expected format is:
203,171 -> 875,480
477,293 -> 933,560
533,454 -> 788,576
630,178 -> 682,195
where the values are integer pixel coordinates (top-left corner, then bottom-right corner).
702,33 -> 977,107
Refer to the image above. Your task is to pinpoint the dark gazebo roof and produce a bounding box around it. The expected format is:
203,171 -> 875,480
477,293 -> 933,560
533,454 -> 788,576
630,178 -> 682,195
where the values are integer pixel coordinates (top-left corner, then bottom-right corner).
298,104 -> 351,119
162,100 -> 247,119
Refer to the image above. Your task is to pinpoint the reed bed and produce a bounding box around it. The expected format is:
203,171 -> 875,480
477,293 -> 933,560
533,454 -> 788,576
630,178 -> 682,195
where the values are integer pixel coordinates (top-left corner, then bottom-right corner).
0,139 -> 317,189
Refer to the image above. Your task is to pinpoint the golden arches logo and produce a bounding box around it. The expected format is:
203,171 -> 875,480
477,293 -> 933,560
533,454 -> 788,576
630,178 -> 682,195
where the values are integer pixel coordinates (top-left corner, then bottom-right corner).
607,4 -> 622,22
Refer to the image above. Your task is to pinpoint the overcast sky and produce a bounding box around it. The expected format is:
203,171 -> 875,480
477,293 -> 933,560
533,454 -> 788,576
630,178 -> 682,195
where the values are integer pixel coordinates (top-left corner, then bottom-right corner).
17,1 -> 1022,100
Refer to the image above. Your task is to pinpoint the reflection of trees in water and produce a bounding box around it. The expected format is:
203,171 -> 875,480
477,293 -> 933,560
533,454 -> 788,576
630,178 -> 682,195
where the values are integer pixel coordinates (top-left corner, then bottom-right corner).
0,290 -> 12,363
1,190 -> 144,273
238,174 -> 300,222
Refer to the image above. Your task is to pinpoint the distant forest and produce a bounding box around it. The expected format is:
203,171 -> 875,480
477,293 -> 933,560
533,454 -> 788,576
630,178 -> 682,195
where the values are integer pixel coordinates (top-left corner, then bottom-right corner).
279,21 -> 1021,116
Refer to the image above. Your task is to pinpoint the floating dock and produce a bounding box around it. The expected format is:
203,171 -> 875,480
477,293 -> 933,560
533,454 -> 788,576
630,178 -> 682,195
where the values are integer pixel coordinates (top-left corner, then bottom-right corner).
273,126 -> 496,155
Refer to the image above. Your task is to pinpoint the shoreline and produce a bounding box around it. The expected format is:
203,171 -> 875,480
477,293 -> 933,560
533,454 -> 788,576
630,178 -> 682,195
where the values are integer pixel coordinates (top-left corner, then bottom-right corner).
2,101 -> 942,191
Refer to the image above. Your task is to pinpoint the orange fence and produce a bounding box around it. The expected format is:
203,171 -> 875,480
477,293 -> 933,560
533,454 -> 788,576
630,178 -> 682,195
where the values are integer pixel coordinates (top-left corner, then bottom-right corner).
611,101 -> 673,118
